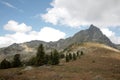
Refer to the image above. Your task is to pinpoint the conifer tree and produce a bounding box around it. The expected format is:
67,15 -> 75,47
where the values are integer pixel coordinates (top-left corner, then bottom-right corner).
77,51 -> 80,57
73,53 -> 77,60
81,51 -> 83,55
12,54 -> 21,67
52,49 -> 60,65
60,53 -> 65,59
69,53 -> 72,60
0,59 -> 11,69
28,57 -> 36,65
44,54 -> 50,64
65,55 -> 70,62
35,44 -> 45,66
48,52 -> 53,65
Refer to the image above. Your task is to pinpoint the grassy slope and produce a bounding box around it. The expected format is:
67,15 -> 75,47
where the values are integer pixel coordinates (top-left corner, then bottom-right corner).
0,42 -> 120,80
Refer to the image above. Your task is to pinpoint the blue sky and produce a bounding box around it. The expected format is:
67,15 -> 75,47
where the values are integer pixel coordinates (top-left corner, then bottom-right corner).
0,0 -> 120,47
0,0 -> 52,34
0,0 -> 82,35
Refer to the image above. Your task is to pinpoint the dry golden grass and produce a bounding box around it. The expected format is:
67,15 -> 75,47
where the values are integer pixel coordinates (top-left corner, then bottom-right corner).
0,43 -> 120,80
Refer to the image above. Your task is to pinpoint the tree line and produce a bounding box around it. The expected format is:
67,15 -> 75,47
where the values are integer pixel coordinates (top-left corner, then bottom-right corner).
65,51 -> 83,62
0,44 -> 60,69
0,54 -> 21,69
28,44 -> 60,66
0,44 -> 84,69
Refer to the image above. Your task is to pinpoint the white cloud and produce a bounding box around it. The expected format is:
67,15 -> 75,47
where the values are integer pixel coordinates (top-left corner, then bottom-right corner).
101,28 -> 120,44
42,0 -> 120,27
0,20 -> 66,48
42,0 -> 120,44
37,27 -> 66,42
4,20 -> 32,33
101,28 -> 115,37
0,36 -> 14,48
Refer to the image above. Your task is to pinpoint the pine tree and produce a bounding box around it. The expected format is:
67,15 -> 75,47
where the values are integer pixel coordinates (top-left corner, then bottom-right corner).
77,51 -> 80,57
69,53 -> 72,60
65,55 -> 69,62
48,52 -> 53,65
28,57 -> 36,65
35,44 -> 45,66
73,53 -> 77,60
60,53 -> 65,59
12,54 -> 21,67
52,49 -> 60,65
44,55 -> 50,65
81,51 -> 83,55
0,59 -> 11,69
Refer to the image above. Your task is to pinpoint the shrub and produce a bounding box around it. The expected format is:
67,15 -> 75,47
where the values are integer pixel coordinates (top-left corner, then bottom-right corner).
0,59 -> 11,69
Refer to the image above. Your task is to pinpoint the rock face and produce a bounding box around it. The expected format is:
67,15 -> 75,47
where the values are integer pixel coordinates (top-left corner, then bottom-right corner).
0,25 -> 118,60
55,24 -> 116,49
115,43 -> 120,48
70,25 -> 115,47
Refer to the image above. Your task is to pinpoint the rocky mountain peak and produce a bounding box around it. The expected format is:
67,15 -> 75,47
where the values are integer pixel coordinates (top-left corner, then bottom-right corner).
88,24 -> 101,32
89,24 -> 97,29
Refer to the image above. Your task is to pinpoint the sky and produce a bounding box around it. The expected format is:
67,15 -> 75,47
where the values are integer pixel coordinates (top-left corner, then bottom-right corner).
0,0 -> 120,48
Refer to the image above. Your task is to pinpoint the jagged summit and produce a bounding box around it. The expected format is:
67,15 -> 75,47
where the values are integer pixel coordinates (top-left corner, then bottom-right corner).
65,24 -> 115,48
89,24 -> 99,30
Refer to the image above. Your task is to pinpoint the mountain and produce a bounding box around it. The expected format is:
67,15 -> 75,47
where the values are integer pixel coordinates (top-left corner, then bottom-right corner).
56,24 -> 116,49
116,44 -> 120,49
0,25 -> 119,61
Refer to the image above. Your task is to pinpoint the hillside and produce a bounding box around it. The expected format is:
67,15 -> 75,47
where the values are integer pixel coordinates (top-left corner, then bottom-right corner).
0,42 -> 120,80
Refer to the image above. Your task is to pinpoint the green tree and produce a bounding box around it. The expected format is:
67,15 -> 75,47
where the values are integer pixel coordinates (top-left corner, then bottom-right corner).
65,55 -> 70,62
0,59 -> 11,69
44,54 -> 50,65
48,52 -> 53,65
35,44 -> 45,66
77,51 -> 80,57
12,54 -> 22,67
81,51 -> 83,55
27,57 -> 36,66
52,49 -> 60,65
60,53 -> 65,59
73,53 -> 77,60
69,53 -> 72,60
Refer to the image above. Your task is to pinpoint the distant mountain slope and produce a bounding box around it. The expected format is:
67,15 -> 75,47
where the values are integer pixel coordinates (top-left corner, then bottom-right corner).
55,24 -> 116,49
116,44 -> 120,49
0,25 -> 119,61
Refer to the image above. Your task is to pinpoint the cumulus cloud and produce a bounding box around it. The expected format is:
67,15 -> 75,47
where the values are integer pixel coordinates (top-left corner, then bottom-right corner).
101,28 -> 115,37
4,20 -> 32,33
37,27 -> 66,42
42,0 -> 120,44
42,0 -> 120,27
101,28 -> 120,44
0,20 -> 66,48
